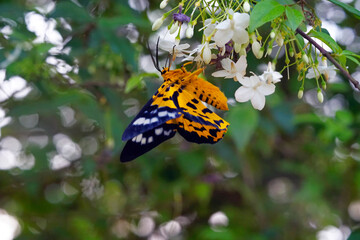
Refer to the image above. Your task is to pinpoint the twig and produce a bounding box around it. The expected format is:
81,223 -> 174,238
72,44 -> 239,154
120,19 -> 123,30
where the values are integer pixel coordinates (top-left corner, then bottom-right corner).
296,28 -> 360,91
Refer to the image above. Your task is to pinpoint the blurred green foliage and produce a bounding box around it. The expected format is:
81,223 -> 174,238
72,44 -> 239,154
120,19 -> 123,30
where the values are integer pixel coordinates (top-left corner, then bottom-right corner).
0,0 -> 359,239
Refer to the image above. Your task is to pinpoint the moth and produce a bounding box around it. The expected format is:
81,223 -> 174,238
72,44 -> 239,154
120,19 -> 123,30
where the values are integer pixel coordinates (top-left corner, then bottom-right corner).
120,45 -> 229,162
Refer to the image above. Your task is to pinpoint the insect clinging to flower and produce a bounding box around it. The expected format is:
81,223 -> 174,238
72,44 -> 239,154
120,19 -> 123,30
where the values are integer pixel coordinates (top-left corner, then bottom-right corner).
120,41 -> 229,162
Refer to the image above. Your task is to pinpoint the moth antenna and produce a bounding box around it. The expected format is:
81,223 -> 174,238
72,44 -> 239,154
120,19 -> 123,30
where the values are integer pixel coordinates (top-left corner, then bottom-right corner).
164,53 -> 169,69
156,37 -> 160,71
147,40 -> 161,72
167,45 -> 176,69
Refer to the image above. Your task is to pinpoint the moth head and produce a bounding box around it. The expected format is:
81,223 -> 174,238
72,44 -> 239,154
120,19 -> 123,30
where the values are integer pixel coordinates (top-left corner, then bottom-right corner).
161,67 -> 169,75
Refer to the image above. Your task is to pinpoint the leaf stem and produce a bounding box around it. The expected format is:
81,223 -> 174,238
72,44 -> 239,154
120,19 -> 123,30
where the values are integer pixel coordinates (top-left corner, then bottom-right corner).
296,28 -> 360,91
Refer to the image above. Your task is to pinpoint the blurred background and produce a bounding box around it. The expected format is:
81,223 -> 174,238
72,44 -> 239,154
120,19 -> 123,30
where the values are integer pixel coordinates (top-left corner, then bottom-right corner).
0,0 -> 360,239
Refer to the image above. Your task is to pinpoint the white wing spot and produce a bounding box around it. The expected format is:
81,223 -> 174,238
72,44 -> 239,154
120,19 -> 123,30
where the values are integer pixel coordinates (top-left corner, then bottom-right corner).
150,117 -> 159,123
164,130 -> 172,136
148,136 -> 153,143
132,136 -> 136,142
134,117 -> 145,125
135,134 -> 143,143
158,111 -> 167,117
144,119 -> 150,125
141,138 -> 147,145
168,113 -> 177,118
155,128 -> 163,135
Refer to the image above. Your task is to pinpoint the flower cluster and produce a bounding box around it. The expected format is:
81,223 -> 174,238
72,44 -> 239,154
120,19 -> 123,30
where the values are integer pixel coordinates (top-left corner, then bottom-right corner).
150,0 -> 339,109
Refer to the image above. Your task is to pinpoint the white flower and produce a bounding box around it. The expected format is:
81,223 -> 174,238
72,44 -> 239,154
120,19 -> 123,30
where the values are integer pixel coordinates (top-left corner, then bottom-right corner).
212,55 -> 247,82
182,42 -> 217,63
209,211 -> 228,228
159,39 -> 190,58
260,62 -> 283,84
235,74 -> 275,110
214,10 -> 250,48
306,60 -> 336,81
203,19 -> 218,37
160,221 -> 181,238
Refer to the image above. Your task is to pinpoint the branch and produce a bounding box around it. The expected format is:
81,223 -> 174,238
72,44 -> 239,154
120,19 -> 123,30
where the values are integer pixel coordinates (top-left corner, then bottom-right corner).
296,28 -> 360,91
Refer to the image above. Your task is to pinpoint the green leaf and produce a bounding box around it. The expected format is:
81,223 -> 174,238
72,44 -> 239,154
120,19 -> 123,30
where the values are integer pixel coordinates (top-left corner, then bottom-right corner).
285,6 -> 304,31
293,113 -> 323,125
228,105 -> 259,151
344,55 -> 360,66
342,50 -> 360,66
342,50 -> 360,59
327,0 -> 360,19
249,0 -> 285,32
125,73 -> 158,93
275,0 -> 293,4
348,229 -> 360,240
295,33 -> 305,49
308,29 -> 342,54
177,151 -> 206,176
50,1 -> 93,23
98,17 -> 149,29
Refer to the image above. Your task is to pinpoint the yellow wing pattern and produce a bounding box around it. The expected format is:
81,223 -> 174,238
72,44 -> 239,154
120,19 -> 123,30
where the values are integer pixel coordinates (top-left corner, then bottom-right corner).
120,65 -> 229,162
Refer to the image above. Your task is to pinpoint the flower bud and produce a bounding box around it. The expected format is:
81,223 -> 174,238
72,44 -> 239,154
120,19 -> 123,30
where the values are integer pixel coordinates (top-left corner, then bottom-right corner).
270,31 -> 276,39
243,1 -> 250,12
267,46 -> 272,56
152,16 -> 165,31
285,57 -> 290,65
252,41 -> 262,59
186,24 -> 194,38
302,54 -> 309,65
202,42 -> 212,64
234,43 -> 241,53
160,0 -> 169,9
317,90 -> 324,103
169,21 -> 179,34
275,33 -> 283,47
289,47 -> 294,57
240,46 -> 247,56
322,80 -> 327,90
298,89 -> 304,99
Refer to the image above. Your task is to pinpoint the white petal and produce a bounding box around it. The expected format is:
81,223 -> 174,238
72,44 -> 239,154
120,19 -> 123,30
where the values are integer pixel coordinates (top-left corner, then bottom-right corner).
235,55 -> 247,75
235,86 -> 254,102
251,91 -> 266,110
177,43 -> 190,50
216,19 -> 231,30
327,69 -> 337,80
257,82 -> 275,96
232,28 -> 249,45
234,73 -> 245,82
305,68 -> 316,79
204,23 -> 216,37
159,40 -> 175,52
233,13 -> 250,29
212,70 -> 230,78
238,76 -> 257,87
214,30 -> 233,47
220,58 -> 233,72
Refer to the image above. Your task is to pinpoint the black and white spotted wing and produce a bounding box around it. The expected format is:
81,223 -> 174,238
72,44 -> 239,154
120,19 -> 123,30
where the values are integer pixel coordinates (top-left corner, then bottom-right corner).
120,123 -> 176,162
122,97 -> 181,142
